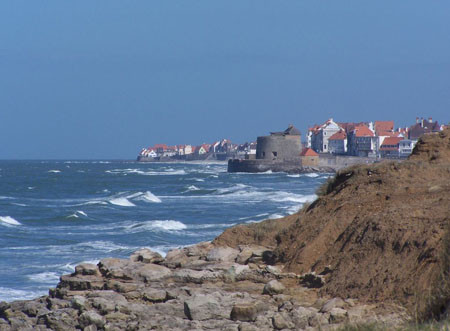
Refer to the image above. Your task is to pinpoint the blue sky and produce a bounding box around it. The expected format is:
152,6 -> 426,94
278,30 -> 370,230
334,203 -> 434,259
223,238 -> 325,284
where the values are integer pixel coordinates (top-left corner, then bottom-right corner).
1,1 -> 449,159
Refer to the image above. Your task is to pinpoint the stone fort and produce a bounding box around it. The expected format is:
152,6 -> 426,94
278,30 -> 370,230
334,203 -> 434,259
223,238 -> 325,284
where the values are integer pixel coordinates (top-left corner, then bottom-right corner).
256,124 -> 303,161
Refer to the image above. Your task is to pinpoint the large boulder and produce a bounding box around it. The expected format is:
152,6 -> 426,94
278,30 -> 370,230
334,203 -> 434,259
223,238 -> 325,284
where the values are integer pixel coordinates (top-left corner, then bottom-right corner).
130,248 -> 164,264
206,247 -> 239,263
184,294 -> 230,321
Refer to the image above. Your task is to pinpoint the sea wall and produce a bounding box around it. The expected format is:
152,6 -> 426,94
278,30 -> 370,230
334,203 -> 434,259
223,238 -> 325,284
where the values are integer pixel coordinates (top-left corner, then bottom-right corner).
227,159 -> 332,174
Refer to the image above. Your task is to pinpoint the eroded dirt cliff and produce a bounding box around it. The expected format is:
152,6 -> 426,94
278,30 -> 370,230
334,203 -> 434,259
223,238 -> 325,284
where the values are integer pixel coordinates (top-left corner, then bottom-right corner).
214,129 -> 450,313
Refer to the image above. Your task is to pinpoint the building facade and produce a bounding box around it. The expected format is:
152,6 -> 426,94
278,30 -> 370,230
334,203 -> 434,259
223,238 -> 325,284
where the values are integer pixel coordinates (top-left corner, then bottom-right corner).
256,125 -> 302,161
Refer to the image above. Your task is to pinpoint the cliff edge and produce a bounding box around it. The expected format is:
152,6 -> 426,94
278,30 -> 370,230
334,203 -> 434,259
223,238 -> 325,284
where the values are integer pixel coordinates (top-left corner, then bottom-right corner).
215,129 -> 450,316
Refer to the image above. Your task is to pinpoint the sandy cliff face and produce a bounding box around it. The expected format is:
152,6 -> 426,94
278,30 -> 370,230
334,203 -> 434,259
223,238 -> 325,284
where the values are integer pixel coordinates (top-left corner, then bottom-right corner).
215,129 -> 450,312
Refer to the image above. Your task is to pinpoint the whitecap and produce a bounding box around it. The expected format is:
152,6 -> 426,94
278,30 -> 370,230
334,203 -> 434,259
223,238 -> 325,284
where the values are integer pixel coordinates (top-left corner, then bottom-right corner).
305,173 -> 319,178
76,210 -> 88,217
194,178 -> 205,182
287,174 -> 301,178
187,185 -> 200,191
279,194 -> 317,204
0,216 -> 21,226
139,191 -> 162,203
11,202 -> 27,207
28,187 -> 35,190
124,220 -> 187,233
109,198 -> 135,207
268,213 -> 284,219
0,287 -> 45,302
27,272 -> 60,283
48,170 -> 61,173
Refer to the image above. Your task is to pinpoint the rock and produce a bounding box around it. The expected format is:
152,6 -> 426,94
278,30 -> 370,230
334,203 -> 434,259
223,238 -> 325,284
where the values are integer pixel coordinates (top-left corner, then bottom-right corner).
263,280 -> 285,295
46,298 -> 71,310
206,247 -> 239,262
83,325 -> 97,331
42,308 -> 79,330
236,245 -> 268,264
130,248 -> 164,264
23,301 -> 49,317
230,303 -> 258,322
290,306 -> 317,329
142,288 -> 167,303
238,323 -> 260,331
79,311 -> 106,329
184,294 -> 229,320
71,295 -> 88,312
299,272 -> 325,288
329,307 -> 348,324
98,258 -> 132,279
272,312 -> 294,329
163,249 -> 190,268
58,275 -> 104,291
105,280 -> 139,293
185,241 -> 214,257
320,298 -> 345,313
172,269 -> 222,284
134,263 -> 172,282
75,263 -> 100,276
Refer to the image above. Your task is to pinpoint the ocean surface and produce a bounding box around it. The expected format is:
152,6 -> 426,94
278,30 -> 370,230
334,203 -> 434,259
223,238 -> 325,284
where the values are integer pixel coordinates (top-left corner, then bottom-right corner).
0,161 -> 329,302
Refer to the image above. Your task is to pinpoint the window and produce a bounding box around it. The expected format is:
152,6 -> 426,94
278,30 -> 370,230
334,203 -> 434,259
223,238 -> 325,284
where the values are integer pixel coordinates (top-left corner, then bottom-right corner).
272,152 -> 277,157
262,152 -> 265,157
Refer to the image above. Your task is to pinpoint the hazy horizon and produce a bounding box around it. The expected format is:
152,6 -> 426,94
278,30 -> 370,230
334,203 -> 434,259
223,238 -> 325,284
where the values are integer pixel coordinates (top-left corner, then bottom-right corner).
1,1 -> 449,159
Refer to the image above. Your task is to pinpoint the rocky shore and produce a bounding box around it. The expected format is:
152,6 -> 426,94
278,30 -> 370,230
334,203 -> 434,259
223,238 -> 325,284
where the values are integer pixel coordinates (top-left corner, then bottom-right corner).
0,243 -> 409,330
1,129 -> 449,330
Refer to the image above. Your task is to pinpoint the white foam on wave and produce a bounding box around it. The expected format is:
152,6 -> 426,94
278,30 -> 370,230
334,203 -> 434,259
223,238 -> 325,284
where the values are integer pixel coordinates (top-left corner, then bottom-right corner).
279,194 -> 317,204
194,178 -> 205,182
287,174 -> 301,178
305,173 -> 319,178
48,170 -> 61,173
0,287 -> 45,302
186,185 -> 200,191
107,168 -> 186,176
140,191 -> 162,203
27,272 -> 60,283
28,187 -> 35,190
109,197 -> 135,207
67,210 -> 88,219
11,202 -> 27,207
124,220 -> 187,233
0,216 -> 21,226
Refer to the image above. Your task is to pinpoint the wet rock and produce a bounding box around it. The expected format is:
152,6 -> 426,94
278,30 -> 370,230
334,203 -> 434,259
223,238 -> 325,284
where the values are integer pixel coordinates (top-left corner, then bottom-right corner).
79,311 -> 106,329
263,280 -> 285,295
230,302 -> 258,322
130,248 -> 164,264
184,294 -> 229,320
75,263 -> 100,277
206,247 -> 239,263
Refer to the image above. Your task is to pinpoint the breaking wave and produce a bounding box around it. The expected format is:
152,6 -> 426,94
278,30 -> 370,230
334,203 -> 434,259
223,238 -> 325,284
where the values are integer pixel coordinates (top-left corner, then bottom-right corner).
0,216 -> 21,226
109,197 -> 135,207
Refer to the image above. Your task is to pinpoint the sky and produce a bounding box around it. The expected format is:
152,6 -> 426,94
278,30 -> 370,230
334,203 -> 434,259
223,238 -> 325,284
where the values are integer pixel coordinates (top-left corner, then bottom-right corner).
1,1 -> 449,159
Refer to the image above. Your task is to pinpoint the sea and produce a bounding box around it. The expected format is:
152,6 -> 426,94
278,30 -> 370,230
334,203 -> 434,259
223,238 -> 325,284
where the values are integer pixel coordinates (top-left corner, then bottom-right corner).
0,160 -> 329,302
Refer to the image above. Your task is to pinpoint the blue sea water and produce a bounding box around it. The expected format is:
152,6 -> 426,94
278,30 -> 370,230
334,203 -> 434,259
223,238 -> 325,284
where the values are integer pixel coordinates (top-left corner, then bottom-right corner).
0,160 -> 329,302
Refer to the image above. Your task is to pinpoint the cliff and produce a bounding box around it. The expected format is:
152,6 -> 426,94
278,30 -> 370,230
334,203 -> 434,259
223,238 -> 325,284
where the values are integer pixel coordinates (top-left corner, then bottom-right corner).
215,129 -> 450,317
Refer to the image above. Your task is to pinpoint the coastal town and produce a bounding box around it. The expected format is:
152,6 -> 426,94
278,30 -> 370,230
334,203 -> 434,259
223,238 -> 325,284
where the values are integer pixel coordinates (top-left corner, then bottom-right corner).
138,116 -> 447,164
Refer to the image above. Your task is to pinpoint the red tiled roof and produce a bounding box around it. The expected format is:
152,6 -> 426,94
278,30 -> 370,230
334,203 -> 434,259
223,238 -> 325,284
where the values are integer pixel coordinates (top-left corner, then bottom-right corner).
153,144 -> 168,149
328,130 -> 347,140
375,121 -> 394,134
381,137 -> 402,147
354,125 -> 374,137
300,148 -> 319,157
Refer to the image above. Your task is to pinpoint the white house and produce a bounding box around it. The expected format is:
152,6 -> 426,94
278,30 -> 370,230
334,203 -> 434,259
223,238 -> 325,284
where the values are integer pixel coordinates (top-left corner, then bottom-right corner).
308,119 -> 343,153
399,139 -> 417,158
